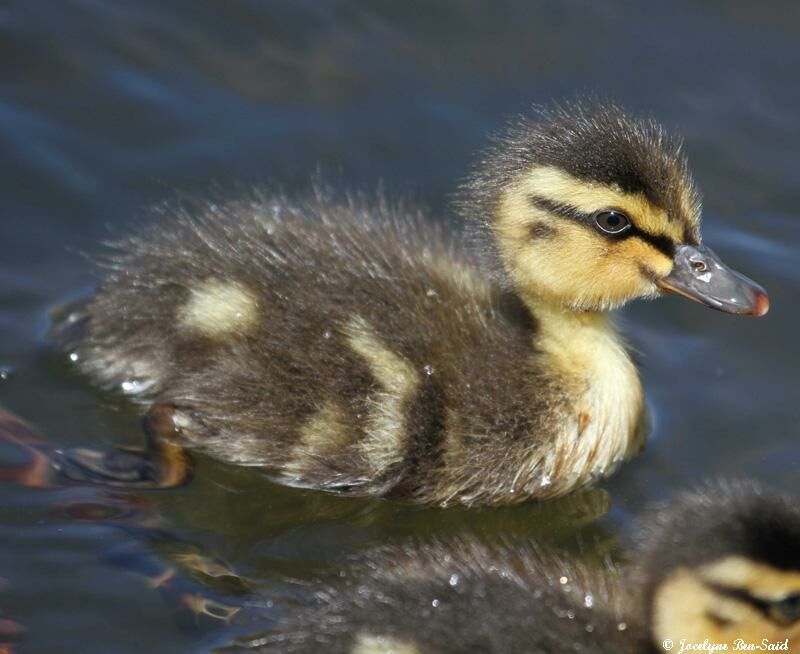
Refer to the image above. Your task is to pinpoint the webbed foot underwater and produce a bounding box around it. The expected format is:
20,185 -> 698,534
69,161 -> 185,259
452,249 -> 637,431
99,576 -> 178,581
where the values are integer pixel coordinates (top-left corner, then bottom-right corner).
0,404 -> 191,490
49,103 -> 768,505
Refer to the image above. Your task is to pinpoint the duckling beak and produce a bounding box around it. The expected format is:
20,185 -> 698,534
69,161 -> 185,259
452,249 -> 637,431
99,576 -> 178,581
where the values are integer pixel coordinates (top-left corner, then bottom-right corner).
657,244 -> 769,317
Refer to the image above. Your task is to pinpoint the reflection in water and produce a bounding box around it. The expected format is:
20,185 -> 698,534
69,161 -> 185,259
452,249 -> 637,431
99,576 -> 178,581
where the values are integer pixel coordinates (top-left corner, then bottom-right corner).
222,481 -> 800,653
0,405 -> 614,648
0,578 -> 24,654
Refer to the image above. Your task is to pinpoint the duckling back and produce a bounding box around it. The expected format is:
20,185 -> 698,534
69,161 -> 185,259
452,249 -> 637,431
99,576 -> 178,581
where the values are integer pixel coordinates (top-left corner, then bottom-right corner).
53,192 -> 583,504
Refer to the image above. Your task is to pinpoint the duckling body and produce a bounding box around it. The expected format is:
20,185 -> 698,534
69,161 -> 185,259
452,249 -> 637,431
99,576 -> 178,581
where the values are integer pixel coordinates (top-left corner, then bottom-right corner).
56,200 -> 640,505
52,104 -> 767,505
226,481 -> 800,653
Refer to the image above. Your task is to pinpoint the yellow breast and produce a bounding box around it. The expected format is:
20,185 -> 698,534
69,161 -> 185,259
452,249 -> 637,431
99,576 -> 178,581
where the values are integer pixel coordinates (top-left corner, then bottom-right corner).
533,304 -> 646,496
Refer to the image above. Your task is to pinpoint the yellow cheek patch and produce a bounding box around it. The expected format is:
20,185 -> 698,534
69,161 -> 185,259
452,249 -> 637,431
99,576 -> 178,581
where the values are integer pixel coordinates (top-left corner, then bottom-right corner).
493,193 -> 660,309
653,562 -> 800,649
178,280 -> 259,337
492,165 -> 685,309
517,165 -> 686,243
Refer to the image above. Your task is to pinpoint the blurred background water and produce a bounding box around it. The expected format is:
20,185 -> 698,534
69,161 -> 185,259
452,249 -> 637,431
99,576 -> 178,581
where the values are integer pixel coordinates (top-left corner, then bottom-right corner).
0,1 -> 799,651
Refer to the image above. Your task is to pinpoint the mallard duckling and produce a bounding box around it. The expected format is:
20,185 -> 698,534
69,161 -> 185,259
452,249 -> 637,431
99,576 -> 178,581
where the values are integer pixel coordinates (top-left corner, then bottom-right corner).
50,104 -> 768,505
224,481 -> 800,653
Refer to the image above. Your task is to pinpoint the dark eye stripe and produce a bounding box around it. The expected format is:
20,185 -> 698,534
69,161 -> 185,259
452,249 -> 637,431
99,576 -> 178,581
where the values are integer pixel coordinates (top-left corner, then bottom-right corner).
703,581 -> 800,627
639,232 -> 676,257
529,195 -> 676,257
704,581 -> 772,616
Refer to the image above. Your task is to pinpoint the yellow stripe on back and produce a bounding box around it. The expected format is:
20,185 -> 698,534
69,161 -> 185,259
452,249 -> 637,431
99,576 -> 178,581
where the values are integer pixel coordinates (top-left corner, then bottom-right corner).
352,633 -> 421,654
178,279 -> 259,337
345,316 -> 420,475
283,401 -> 351,477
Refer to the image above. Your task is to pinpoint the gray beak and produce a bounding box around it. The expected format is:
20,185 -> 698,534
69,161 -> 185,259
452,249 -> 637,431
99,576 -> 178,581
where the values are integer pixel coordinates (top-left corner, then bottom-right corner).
657,244 -> 769,317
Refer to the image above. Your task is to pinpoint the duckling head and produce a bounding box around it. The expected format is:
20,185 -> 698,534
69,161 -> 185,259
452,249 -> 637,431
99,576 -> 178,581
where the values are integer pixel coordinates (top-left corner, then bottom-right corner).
462,103 -> 768,316
636,481 -> 800,649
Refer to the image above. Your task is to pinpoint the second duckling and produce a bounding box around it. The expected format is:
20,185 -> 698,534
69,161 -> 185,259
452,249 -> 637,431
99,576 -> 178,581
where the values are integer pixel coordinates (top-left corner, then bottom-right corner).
51,103 -> 767,505
224,480 -> 800,653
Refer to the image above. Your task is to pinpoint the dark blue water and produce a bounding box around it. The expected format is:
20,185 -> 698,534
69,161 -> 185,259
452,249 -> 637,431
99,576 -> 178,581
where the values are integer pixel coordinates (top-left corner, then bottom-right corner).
1,1 -> 799,651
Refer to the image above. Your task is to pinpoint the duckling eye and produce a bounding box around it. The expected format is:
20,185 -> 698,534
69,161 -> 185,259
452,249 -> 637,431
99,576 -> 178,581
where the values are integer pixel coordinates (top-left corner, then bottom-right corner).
772,593 -> 800,624
593,210 -> 631,235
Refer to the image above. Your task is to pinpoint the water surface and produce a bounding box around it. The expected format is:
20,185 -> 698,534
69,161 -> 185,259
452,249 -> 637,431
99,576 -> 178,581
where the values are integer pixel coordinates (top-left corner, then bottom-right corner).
1,1 -> 799,651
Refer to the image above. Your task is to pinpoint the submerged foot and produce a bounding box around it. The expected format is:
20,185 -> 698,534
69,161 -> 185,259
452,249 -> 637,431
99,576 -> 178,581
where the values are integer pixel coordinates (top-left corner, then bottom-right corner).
0,404 -> 193,490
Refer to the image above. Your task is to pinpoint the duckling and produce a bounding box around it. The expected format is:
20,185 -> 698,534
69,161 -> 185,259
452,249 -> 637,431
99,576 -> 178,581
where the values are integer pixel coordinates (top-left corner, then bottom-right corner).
223,480 -> 800,654
50,103 -> 768,505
